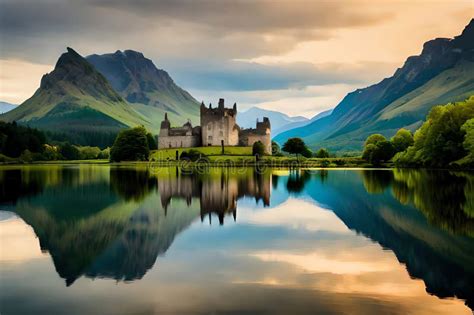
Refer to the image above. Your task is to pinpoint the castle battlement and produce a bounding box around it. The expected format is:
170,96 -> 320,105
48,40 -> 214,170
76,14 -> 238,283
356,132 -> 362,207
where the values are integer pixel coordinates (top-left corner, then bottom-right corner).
158,98 -> 271,153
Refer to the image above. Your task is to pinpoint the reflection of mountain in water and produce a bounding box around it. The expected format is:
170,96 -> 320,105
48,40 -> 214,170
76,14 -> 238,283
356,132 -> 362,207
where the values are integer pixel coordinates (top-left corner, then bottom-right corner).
1,166 -> 271,285
283,169 -> 474,309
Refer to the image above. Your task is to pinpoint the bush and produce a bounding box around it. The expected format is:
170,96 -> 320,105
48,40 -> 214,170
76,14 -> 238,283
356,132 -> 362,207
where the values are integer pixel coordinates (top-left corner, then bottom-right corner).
98,147 -> 110,159
42,144 -> 61,160
320,159 -> 330,167
78,146 -> 101,160
315,148 -> 330,158
271,141 -> 280,155
252,141 -> 266,156
180,149 -> 206,162
110,126 -> 150,162
60,142 -> 81,160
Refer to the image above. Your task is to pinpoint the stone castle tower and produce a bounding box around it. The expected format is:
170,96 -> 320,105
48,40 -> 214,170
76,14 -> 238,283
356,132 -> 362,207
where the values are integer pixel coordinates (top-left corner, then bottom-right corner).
200,98 -> 239,147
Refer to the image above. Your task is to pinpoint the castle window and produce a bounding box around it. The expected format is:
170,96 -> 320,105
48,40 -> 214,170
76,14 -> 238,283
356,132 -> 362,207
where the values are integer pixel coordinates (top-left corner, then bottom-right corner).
219,131 -> 223,137
208,123 -> 212,130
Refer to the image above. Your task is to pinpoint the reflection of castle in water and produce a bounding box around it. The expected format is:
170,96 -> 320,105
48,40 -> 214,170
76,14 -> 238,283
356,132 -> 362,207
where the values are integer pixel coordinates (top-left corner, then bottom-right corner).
159,170 -> 271,225
1,167 -> 272,286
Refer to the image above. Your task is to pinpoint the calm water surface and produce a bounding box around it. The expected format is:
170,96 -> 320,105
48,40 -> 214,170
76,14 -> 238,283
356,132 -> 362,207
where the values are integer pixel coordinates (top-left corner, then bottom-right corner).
0,165 -> 473,314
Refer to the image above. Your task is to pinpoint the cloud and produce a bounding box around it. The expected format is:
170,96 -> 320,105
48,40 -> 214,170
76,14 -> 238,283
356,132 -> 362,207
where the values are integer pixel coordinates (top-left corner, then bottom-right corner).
0,0 -> 393,64
166,58 -> 397,91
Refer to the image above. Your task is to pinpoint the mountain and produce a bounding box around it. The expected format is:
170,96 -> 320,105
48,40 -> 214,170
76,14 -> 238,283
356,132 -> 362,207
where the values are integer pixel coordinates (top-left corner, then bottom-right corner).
0,48 -> 152,140
237,106 -> 309,136
87,50 -> 200,126
275,19 -> 474,152
272,109 -> 333,137
0,101 -> 16,114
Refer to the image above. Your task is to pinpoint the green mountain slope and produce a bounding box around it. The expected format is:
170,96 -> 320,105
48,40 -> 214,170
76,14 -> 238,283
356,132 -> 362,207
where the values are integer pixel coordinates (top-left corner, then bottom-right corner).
87,50 -> 200,126
0,48 -> 154,136
275,19 -> 474,152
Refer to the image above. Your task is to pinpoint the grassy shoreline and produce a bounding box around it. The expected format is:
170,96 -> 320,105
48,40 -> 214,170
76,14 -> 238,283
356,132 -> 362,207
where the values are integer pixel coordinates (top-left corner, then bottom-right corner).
1,146 -> 472,170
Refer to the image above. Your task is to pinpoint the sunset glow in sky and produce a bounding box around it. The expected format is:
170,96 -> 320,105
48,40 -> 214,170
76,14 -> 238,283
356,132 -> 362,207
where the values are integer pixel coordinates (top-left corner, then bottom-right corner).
0,0 -> 472,117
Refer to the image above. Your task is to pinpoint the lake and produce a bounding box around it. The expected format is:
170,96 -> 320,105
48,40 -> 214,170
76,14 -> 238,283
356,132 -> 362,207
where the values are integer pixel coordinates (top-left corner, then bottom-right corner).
0,165 -> 473,314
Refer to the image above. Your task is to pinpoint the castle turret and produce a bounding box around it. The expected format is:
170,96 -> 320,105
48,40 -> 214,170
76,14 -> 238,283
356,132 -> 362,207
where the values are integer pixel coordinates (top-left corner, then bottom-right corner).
160,113 -> 170,136
218,98 -> 225,110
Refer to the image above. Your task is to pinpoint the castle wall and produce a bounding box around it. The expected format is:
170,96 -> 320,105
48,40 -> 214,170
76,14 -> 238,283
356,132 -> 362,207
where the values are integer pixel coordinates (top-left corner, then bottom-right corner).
158,135 -> 201,149
245,134 -> 271,154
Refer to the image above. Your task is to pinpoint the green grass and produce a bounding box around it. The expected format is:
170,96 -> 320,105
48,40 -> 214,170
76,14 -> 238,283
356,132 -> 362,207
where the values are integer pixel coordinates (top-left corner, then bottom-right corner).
150,146 -> 252,160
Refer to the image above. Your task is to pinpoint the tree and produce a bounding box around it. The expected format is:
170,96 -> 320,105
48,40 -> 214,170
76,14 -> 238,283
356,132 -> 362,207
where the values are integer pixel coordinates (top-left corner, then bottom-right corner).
271,141 -> 281,155
252,141 -> 265,156
462,118 -> 474,155
146,133 -> 158,150
110,126 -> 150,162
391,128 -> 414,153
315,148 -> 330,158
394,97 -> 474,167
78,146 -> 101,159
60,142 -> 80,160
362,134 -> 395,165
0,121 -> 46,158
365,134 -> 387,147
282,138 -> 310,160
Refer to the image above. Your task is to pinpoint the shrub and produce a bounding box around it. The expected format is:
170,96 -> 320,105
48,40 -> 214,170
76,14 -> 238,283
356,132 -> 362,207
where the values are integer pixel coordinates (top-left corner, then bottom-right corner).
252,141 -> 266,156
315,148 -> 330,158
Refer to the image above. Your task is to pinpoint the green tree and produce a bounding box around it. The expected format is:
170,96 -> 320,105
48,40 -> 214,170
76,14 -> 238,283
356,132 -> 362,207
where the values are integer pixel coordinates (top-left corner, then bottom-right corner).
365,134 -> 386,147
271,141 -> 281,155
98,147 -> 110,160
110,126 -> 150,162
146,133 -> 158,150
252,141 -> 266,156
394,97 -> 474,167
315,148 -> 330,158
362,134 -> 395,165
78,146 -> 101,160
282,138 -> 310,160
462,118 -> 474,155
391,128 -> 414,153
0,121 -> 46,158
60,142 -> 80,160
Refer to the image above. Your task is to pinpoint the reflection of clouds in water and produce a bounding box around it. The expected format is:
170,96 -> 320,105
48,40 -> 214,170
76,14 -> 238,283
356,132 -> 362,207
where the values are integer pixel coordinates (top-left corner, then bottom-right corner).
238,198 -> 350,234
0,211 -> 47,262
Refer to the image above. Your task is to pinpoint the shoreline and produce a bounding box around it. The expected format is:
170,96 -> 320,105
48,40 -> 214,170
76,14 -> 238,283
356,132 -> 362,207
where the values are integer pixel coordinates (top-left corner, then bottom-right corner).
0,160 -> 472,171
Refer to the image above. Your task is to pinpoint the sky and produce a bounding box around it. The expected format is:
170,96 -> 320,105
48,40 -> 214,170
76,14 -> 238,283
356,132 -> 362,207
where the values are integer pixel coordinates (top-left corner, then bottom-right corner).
0,0 -> 472,118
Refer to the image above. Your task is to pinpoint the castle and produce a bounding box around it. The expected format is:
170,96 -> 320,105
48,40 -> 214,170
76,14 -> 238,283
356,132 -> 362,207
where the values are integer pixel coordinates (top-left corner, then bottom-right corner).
158,98 -> 271,153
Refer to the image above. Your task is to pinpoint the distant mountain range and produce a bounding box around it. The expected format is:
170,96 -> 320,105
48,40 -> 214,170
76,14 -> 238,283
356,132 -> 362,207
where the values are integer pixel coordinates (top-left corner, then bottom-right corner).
237,107 -> 308,136
0,48 -> 200,141
275,19 -> 474,152
0,101 -> 16,114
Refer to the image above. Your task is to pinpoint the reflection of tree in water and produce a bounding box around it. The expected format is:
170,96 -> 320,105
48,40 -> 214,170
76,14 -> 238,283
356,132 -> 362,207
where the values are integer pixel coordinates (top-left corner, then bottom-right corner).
286,170 -> 311,194
0,169 -> 44,204
110,168 -> 157,202
392,169 -> 474,237
361,170 -> 393,194
316,170 -> 474,310
361,169 -> 474,237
